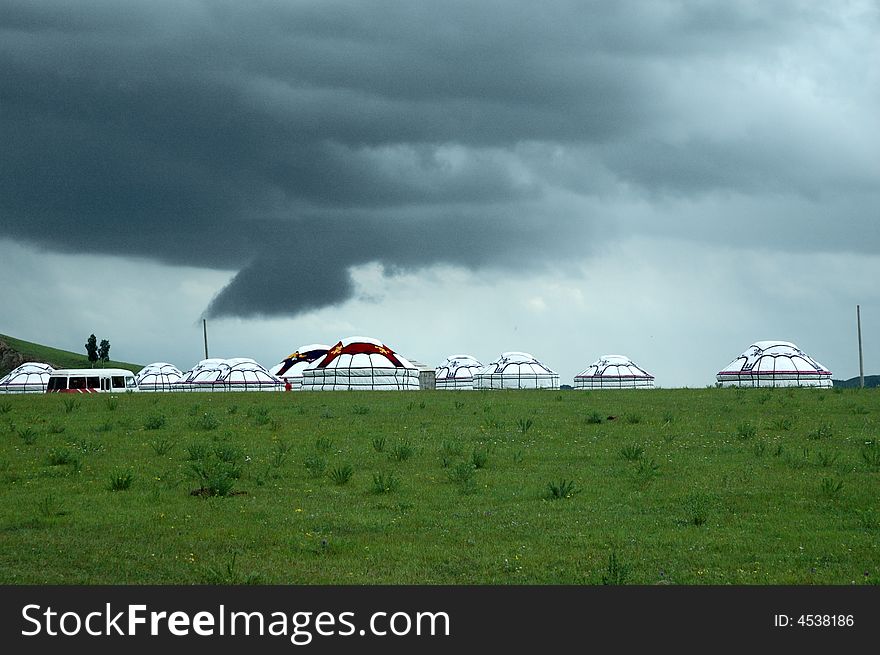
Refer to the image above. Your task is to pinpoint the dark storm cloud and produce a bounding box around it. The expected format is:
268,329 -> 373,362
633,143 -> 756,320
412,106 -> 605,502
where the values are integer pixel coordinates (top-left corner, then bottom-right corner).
1,0 -> 876,317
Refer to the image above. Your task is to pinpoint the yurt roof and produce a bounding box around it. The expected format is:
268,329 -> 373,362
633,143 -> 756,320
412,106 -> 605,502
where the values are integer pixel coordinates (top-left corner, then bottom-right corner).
309,336 -> 415,370
576,355 -> 654,379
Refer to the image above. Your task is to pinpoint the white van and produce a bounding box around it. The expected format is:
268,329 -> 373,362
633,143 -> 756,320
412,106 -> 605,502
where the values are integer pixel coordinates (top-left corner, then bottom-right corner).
46,368 -> 139,393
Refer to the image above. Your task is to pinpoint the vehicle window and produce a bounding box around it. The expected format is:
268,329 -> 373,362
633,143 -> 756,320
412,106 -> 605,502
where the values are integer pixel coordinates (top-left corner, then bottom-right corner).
126,376 -> 137,388
70,377 -> 85,389
87,377 -> 100,388
48,377 -> 67,391
112,376 -> 125,388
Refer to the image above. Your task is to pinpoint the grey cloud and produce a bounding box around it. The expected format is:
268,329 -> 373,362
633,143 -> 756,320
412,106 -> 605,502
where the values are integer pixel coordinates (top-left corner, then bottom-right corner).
1,0 -> 877,317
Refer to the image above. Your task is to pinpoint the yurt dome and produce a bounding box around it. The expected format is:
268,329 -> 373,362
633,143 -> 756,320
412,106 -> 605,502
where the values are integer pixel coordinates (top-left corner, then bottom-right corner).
574,355 -> 655,389
135,363 -> 183,392
176,358 -> 283,392
435,355 -> 483,390
269,344 -> 331,390
224,358 -> 284,391
716,341 -> 832,388
300,336 -> 419,391
0,362 -> 54,394
473,352 -> 559,390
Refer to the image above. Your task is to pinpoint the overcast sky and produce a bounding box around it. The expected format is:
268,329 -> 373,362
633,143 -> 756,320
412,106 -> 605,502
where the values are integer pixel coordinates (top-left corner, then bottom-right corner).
2,0 -> 878,386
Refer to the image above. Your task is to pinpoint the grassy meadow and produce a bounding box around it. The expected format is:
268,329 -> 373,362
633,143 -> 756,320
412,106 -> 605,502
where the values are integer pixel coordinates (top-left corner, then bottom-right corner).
0,387 -> 878,585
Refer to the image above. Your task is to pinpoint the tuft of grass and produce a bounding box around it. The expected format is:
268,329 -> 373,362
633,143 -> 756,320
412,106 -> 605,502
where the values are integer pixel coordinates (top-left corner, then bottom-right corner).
46,447 -> 75,466
37,494 -> 64,518
189,458 -> 240,497
684,493 -> 711,526
150,438 -> 176,456
390,440 -> 414,462
185,442 -> 208,461
214,444 -> 242,464
271,440 -> 292,468
0,402 -> 12,414
371,472 -> 400,494
516,417 -> 533,435
635,458 -> 660,481
63,398 -> 80,414
626,413 -> 642,425
547,479 -> 578,499
770,416 -> 793,431
105,397 -> 119,411
352,405 -> 370,416
18,427 -> 37,445
107,470 -> 134,492
619,444 -> 644,461
819,477 -> 843,498
736,422 -> 756,440
192,412 -> 220,431
585,411 -> 603,425
95,421 -> 114,433
371,437 -> 386,453
860,441 -> 880,468
144,414 -> 167,430
304,455 -> 326,479
470,447 -> 489,469
807,424 -> 833,441
752,441 -> 766,457
315,437 -> 333,452
329,464 -> 354,485
816,451 -> 839,468
47,423 -> 66,435
601,551 -> 628,585
447,461 -> 476,483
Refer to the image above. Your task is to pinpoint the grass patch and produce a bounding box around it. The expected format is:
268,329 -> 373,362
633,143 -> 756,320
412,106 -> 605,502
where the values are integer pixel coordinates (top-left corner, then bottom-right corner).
0,388 -> 877,584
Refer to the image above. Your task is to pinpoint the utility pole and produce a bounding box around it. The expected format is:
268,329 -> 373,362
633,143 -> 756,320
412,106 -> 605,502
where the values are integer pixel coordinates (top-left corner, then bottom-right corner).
203,318 -> 209,360
857,305 -> 864,388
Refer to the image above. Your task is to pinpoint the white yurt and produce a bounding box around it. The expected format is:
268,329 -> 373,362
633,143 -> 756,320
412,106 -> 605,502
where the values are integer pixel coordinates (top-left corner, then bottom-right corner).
135,363 -> 184,392
435,355 -> 483,390
473,352 -> 559,390
0,362 -> 54,394
574,355 -> 655,389
175,359 -> 230,392
224,358 -> 285,391
269,344 -> 331,390
716,341 -> 832,388
300,336 -> 419,391
176,358 -> 283,392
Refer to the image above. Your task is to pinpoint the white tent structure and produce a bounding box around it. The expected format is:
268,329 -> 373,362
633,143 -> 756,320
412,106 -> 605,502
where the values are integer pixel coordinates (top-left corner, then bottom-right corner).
435,355 -> 483,390
473,352 -> 559,390
224,358 -> 285,391
135,362 -> 184,392
574,355 -> 655,389
269,344 -> 330,390
300,336 -> 419,391
0,362 -> 54,394
716,341 -> 832,388
176,358 -> 283,392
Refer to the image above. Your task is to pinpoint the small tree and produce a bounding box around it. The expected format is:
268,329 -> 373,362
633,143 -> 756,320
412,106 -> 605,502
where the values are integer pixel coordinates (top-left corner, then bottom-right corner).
98,339 -> 111,366
85,334 -> 98,367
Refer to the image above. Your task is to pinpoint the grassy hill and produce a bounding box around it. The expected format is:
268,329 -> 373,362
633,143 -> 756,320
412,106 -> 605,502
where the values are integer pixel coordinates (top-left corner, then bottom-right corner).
0,387 -> 878,584
833,375 -> 880,389
0,333 -> 142,377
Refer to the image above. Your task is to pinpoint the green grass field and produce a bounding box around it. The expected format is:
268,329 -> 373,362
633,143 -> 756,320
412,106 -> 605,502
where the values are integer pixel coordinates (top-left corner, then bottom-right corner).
0,388 -> 877,584
0,333 -> 142,377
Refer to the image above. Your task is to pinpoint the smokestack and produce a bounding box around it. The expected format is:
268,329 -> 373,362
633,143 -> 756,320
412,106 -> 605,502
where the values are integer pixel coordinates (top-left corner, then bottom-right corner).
203,318 -> 209,360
